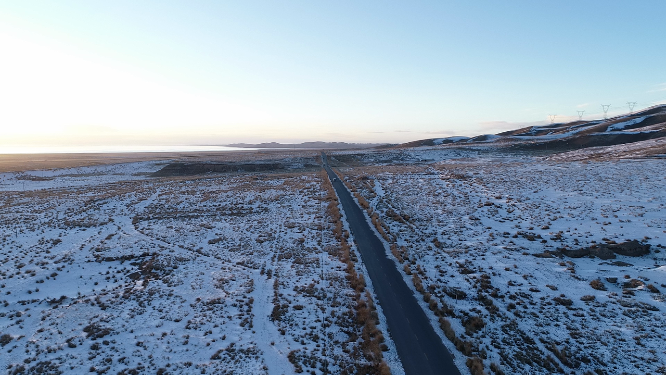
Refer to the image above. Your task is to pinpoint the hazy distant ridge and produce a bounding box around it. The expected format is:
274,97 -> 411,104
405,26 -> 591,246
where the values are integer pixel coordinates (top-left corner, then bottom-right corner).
226,141 -> 384,149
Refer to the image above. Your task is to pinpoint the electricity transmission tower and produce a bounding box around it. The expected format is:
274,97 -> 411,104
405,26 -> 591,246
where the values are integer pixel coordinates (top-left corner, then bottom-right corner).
627,102 -> 637,114
601,104 -> 611,119
548,114 -> 557,124
577,110 -> 585,121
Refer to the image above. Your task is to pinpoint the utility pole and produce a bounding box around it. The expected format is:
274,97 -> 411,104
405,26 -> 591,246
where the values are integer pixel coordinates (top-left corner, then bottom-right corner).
601,104 -> 611,120
548,114 -> 557,124
577,110 -> 585,121
627,102 -> 637,114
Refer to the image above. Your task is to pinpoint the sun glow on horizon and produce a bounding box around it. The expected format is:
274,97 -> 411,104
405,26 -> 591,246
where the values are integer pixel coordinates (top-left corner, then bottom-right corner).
0,144 -> 256,155
1,2 -> 664,149
0,28 -> 443,147
0,27 -> 293,147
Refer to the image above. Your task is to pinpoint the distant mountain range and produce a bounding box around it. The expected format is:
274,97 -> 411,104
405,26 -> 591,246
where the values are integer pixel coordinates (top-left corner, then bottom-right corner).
228,105 -> 666,154
399,104 -> 666,151
227,141 -> 384,149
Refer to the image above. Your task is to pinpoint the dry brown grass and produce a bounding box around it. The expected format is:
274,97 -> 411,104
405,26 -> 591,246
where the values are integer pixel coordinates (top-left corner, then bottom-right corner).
355,193 -> 370,210
466,356 -> 486,375
0,149 -> 320,173
321,170 -> 389,373
390,244 -> 405,263
463,316 -> 485,335
0,153 -> 169,173
439,317 -> 456,342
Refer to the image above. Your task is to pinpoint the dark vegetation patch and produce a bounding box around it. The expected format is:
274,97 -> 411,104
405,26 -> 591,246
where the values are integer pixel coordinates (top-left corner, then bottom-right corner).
15,175 -> 55,181
327,154 -> 365,167
514,129 -> 665,152
559,240 -> 650,259
83,323 -> 113,340
152,162 -> 285,177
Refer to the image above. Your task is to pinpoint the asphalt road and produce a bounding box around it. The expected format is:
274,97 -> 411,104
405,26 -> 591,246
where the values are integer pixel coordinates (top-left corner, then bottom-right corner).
322,153 -> 461,375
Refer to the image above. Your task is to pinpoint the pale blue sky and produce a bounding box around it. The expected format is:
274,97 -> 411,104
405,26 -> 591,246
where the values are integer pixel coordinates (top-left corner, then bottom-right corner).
1,1 -> 665,146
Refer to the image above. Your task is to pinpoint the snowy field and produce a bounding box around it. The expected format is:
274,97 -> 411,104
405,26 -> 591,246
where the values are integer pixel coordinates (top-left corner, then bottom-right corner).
0,163 -> 395,374
339,152 -> 666,375
0,161 -> 164,192
3,149 -> 665,375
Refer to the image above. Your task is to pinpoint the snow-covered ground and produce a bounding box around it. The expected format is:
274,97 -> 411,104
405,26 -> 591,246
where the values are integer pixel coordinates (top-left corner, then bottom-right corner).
0,166 -> 395,374
606,116 -> 649,132
4,148 -> 665,375
546,137 -> 666,161
0,161 -> 164,192
341,153 -> 666,374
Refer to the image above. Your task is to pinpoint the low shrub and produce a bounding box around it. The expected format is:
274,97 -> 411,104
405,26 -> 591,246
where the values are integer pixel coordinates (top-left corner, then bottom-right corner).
647,284 -> 660,293
589,279 -> 606,291
466,357 -> 485,375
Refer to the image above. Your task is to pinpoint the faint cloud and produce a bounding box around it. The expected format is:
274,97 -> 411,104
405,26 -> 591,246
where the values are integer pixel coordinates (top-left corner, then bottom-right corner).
647,83 -> 666,93
423,129 -> 457,135
576,103 -> 590,108
479,121 -> 512,129
478,120 -> 544,130
550,115 -> 579,122
366,129 -> 412,135
65,124 -> 118,134
473,120 -> 555,135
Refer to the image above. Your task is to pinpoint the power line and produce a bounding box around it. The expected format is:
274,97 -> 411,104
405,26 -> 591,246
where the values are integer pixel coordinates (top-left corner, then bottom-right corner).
577,110 -> 585,121
627,102 -> 637,114
548,114 -> 557,124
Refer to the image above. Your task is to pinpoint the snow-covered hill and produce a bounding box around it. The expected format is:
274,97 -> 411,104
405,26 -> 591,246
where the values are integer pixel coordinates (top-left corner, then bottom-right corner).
400,104 -> 666,153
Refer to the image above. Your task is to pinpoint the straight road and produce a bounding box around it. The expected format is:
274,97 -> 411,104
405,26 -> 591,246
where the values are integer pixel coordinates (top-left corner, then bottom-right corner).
321,153 -> 461,375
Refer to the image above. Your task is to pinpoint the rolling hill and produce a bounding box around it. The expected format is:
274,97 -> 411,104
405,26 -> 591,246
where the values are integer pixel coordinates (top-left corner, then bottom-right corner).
401,104 -> 666,154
